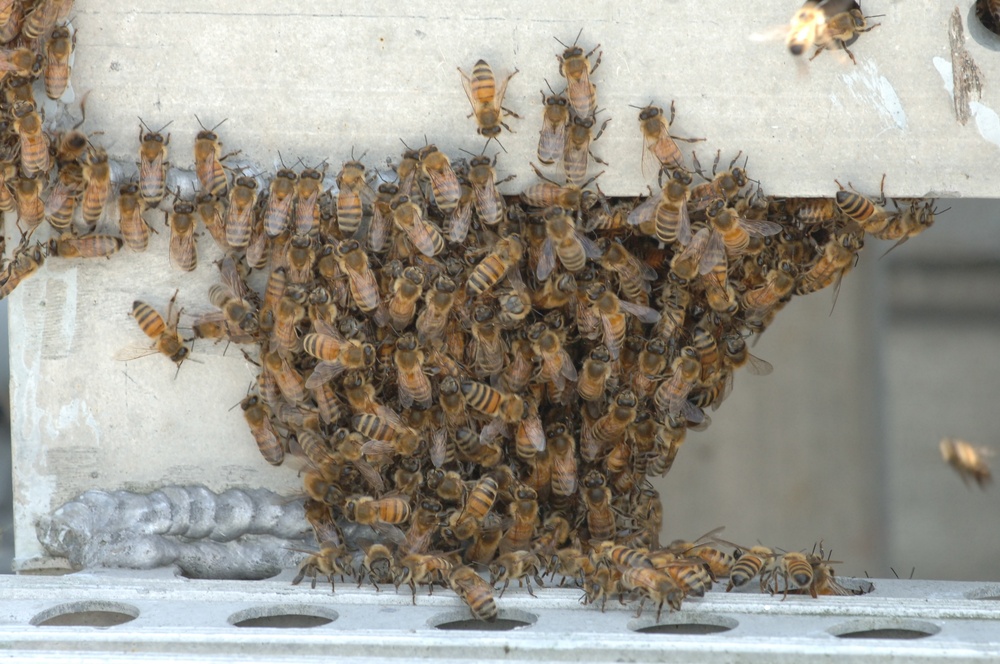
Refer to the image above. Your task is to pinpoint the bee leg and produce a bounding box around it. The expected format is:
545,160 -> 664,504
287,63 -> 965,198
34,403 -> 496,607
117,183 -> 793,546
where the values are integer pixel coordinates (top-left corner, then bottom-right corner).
634,597 -> 645,618
410,580 -> 417,605
501,106 -> 523,120
525,577 -> 536,598
589,151 -> 608,167
371,577 -> 381,593
655,601 -> 663,623
588,48 -> 603,72
840,41 -> 857,65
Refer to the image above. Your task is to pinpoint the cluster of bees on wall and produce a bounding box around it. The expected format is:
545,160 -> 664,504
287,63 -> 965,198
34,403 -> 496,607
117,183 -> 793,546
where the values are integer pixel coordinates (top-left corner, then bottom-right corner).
0,0 -> 966,622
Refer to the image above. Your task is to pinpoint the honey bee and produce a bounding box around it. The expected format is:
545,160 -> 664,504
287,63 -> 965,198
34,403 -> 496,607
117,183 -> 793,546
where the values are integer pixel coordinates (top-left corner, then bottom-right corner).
705,198 -> 783,260
303,334 -> 374,389
44,25 -> 74,100
367,181 -> 397,250
458,59 -> 519,142
0,46 -> 41,78
294,163 -> 324,236
689,151 -> 750,211
76,147 -> 112,230
387,266 -> 424,331
449,565 -> 498,622
353,412 -> 421,458
598,239 -> 657,306
194,192 -> 227,253
834,176 -> 891,233
452,475 -> 499,540
743,260 -> 796,325
723,544 -> 775,592
291,546 -> 355,592
0,0 -> 22,44
592,541 -> 653,571
391,194 -> 445,258
336,239 -> 382,314
268,284 -> 306,354
116,183 -> 151,252
787,197 -> 838,225
466,234 -> 523,297
357,540 -> 395,590
22,0 -> 71,39
536,207 -> 600,280
415,275 -> 456,346
12,102 -> 50,178
490,550 -> 545,597
240,394 -> 282,466
0,161 -> 18,213
500,336 -> 534,395
470,304 -> 506,379
47,231 -> 123,259
538,86 -> 570,165
531,326 -> 579,398
136,119 -> 171,208
654,346 -> 704,424
633,338 -> 668,400
303,499 -> 344,548
580,470 -> 615,542
193,116 -> 230,197
264,166 -> 297,237
467,153 -> 510,226
418,144 -> 461,213
393,333 -> 433,409
500,485 -> 539,554
786,0 -> 842,56
167,199 -> 197,272
764,551 -> 814,599
336,157 -> 374,239
126,292 -> 191,369
403,497 -> 444,554
208,280 -> 258,336
582,389 -> 638,462
563,115 -> 609,187
13,176 -> 45,232
395,552 -> 459,603
344,495 -> 411,527
577,344 -> 613,402
545,423 -> 578,505
585,284 -> 660,360
222,175 -> 257,249
621,567 -> 684,620
557,30 -> 601,119
794,233 -> 861,305
627,169 -> 693,245
810,6 -> 880,64
665,528 -> 735,580
635,101 -> 705,177
940,437 -> 993,489
656,556 -> 713,598
263,350 -> 307,404
0,242 -> 44,300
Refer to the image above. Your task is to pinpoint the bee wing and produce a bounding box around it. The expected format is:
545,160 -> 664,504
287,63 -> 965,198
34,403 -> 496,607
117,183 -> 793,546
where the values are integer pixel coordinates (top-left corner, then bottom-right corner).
698,230 -> 726,276
405,219 -> 443,258
429,168 -> 461,210
626,252 -> 659,283
113,343 -> 159,362
744,352 -> 774,376
576,232 -> 603,261
429,429 -> 449,468
563,140 -> 588,187
739,218 -> 783,238
346,264 -> 382,310
627,195 -> 659,228
396,376 -> 417,410
518,415 -> 547,453
458,66 -> 478,112
370,206 -> 392,251
551,450 -> 578,494
536,238 -> 557,281
559,350 -> 579,383
675,202 -> 693,247
360,439 -> 397,458
472,178 -> 502,225
353,459 -> 386,493
600,314 -> 622,361
506,263 -> 527,294
312,319 -> 346,341
618,299 -> 662,324
679,400 -> 706,425
305,360 -> 346,389
169,232 -> 197,271
480,417 -> 507,446
447,201 -> 473,243
538,121 -> 568,165
373,522 -> 408,548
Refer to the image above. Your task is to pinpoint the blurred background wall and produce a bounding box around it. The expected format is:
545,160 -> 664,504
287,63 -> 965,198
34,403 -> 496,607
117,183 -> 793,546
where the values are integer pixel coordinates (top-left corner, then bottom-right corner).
2,200 -> 998,580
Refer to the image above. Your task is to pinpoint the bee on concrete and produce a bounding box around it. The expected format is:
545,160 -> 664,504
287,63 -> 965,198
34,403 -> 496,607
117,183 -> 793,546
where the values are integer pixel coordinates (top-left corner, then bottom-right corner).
138,119 -> 171,208
556,29 -> 601,119
458,59 -> 520,143
193,116 -> 232,197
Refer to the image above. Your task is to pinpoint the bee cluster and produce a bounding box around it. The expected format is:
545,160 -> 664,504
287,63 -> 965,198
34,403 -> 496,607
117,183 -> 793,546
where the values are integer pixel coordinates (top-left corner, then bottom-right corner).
1,4 -> 939,623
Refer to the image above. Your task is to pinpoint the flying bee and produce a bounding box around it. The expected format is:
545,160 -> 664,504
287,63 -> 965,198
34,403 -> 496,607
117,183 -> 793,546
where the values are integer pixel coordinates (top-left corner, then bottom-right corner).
627,169 -> 693,245
418,143 -> 460,213
536,207 -> 601,280
466,233 -> 523,297
44,25 -> 74,100
12,102 -> 50,178
557,30 -> 601,119
810,6 -> 880,64
538,86 -> 570,165
449,565 -> 498,622
47,231 -> 123,259
294,163 -> 325,235
563,114 -> 609,187
940,437 -> 993,489
13,176 -> 45,232
335,238 -> 382,314
264,166 -> 297,237
458,59 -> 520,143
137,119 -> 171,207
336,156 -> 375,239
635,101 -> 705,177
580,470 -> 616,542
193,116 -> 231,196
598,239 -> 658,306
240,394 -> 282,466
125,292 -> 191,369
393,333 -> 433,409
468,153 -> 512,225
116,183 -> 150,252
584,283 -> 660,360
391,194 -> 445,258
167,199 -> 197,272
577,344 -> 613,402
387,266 -> 424,331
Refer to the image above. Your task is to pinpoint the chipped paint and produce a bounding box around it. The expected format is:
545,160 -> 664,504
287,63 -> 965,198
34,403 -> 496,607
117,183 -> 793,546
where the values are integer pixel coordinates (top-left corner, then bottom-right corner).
933,56 -> 1000,150
839,59 -> 907,131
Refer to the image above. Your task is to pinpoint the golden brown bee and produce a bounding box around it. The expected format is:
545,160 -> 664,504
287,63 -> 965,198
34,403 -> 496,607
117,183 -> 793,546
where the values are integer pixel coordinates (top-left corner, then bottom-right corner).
208,281 -> 258,336
636,101 -> 704,177
391,194 -> 445,258
263,350 -> 307,404
394,552 -> 460,604
263,167 -> 297,237
499,485 -> 539,554
0,242 -> 44,300
13,102 -> 50,178
0,161 -> 18,213
336,239 -> 382,314
387,266 -> 424,331
538,87 -> 570,165
240,395 -> 282,466
291,546 -> 354,592
191,193 -> 225,253
705,198 -> 783,260
44,25 -> 74,100
469,304 -> 506,379
536,207 -> 598,280
415,275 -> 456,345
418,144 -> 461,213
466,234 -> 523,297
357,540 -> 395,590
577,344 -> 613,402
940,437 -> 993,489
810,7 -> 880,64
621,566 -> 684,620
467,153 -> 511,226
598,240 -> 657,306
0,0 -> 23,44
47,231 -> 123,259
449,565 -> 498,622
743,260 -> 796,325
0,46 -> 41,78
795,233 -> 860,302
166,199 -> 197,272
336,158 -> 374,239
563,115 -> 609,187
127,292 -> 191,369
654,346 -> 703,423
13,175 -> 45,232
764,551 -> 814,599
222,175 -> 257,249
531,327 -> 578,397
137,119 -> 171,208
787,197 -> 839,224
282,233 -> 314,285
452,475 -> 499,540
689,151 -> 750,211
665,528 -> 735,580
394,333 -> 433,409
582,388 -> 638,462
725,545 -> 775,592
402,497 -> 444,555
458,59 -> 519,142
633,338 -> 669,400
76,147 -> 112,230
628,169 -> 693,244
344,495 -> 411,526
22,0 -> 71,39
368,181 -> 396,250
117,183 -> 151,252
490,550 -> 545,597
193,116 -> 230,197
580,470 -> 615,542
294,164 -> 324,235
557,30 -> 601,119
585,283 -> 660,360
269,285 -> 307,354
786,0 -> 832,56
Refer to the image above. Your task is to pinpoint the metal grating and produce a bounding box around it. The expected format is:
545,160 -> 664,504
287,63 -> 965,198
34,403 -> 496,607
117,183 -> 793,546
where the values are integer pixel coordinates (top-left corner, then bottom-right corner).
1,571 -> 998,662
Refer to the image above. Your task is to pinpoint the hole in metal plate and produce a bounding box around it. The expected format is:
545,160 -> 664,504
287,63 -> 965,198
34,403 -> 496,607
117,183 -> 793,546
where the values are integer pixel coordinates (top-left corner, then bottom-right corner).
431,608 -> 536,631
829,618 -> 940,640
228,605 -> 338,628
31,601 -> 139,628
630,613 -> 738,635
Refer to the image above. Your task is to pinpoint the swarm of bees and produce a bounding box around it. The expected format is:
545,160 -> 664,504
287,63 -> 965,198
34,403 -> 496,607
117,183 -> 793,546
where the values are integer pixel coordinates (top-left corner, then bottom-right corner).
0,6 -> 940,623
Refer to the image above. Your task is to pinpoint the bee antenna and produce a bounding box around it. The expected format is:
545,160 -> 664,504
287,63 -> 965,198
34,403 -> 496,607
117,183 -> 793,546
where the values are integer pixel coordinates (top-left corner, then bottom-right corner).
553,35 -> 570,49
194,114 -> 207,131
573,27 -> 584,46
210,118 -> 228,132
73,90 -> 91,130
